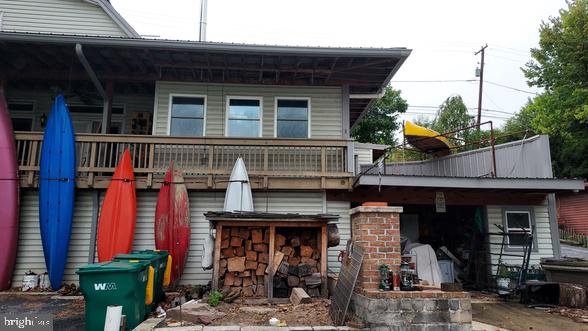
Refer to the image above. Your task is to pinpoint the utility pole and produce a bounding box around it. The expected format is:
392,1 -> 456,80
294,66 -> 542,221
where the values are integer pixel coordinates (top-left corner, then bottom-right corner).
475,44 -> 488,129
199,0 -> 208,42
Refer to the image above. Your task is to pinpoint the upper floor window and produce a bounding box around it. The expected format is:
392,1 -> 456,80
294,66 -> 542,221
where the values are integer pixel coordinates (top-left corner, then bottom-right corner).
226,97 -> 262,137
275,98 -> 309,138
169,96 -> 205,136
504,210 -> 532,248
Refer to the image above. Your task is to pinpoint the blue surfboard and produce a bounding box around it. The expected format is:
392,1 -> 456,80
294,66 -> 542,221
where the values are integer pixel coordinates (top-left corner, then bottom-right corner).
39,95 -> 76,289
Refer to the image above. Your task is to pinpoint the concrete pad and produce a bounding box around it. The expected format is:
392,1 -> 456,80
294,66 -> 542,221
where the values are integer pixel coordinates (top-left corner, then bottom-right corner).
132,317 -> 164,331
203,326 -> 241,331
241,327 -> 288,331
312,327 -> 338,331
166,301 -> 225,325
472,320 -> 511,331
155,327 -> 203,331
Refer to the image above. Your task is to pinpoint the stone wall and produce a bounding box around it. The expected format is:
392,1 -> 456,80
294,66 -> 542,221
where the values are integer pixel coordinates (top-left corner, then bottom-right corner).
350,291 -> 472,331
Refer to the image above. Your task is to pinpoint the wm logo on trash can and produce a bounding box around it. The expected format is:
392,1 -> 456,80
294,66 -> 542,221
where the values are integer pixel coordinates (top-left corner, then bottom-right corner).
94,282 -> 118,291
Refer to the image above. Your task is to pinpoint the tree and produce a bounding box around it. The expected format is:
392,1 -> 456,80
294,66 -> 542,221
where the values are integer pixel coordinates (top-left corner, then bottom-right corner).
518,0 -> 588,178
431,95 -> 474,143
351,87 -> 407,146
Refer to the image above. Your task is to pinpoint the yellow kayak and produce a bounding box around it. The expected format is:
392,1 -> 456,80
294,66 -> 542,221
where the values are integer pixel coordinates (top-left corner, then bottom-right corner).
404,121 -> 451,156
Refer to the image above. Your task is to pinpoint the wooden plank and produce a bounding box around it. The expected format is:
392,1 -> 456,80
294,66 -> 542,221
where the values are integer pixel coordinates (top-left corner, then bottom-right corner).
212,224 -> 223,290
268,225 -> 275,299
321,223 -> 328,298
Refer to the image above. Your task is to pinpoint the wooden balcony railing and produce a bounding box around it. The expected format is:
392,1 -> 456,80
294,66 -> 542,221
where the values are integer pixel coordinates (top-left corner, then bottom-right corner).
15,132 -> 353,190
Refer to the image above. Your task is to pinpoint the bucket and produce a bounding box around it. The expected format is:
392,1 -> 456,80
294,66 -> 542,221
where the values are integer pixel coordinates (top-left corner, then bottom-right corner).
22,271 -> 38,291
39,272 -> 50,289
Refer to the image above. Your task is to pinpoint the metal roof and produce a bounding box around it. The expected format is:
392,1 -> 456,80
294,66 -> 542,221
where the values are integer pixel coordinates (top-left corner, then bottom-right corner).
356,174 -> 585,191
0,31 -> 410,127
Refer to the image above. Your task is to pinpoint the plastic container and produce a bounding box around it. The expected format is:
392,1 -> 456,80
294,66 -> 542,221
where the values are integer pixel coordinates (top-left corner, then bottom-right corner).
114,250 -> 169,310
77,260 -> 151,331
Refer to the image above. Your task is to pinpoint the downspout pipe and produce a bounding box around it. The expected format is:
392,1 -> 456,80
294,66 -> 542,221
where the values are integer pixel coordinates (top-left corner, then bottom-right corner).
75,43 -> 110,134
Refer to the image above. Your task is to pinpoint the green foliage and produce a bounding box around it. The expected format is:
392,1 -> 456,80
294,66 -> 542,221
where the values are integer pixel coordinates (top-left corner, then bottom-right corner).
431,95 -> 475,143
351,87 -> 408,146
515,0 -> 588,178
207,290 -> 223,307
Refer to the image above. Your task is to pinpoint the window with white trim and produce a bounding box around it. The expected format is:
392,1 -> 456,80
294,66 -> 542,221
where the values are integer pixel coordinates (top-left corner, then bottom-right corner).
505,210 -> 532,247
227,98 -> 261,137
276,99 -> 309,138
170,96 -> 205,136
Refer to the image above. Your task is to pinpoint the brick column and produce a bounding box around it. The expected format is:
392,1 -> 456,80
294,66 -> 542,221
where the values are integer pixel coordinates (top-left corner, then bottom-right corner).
350,206 -> 402,293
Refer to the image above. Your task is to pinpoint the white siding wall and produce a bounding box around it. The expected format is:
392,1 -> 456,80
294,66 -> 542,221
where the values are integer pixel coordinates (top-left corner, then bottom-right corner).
5,90 -> 153,134
12,190 -> 94,287
0,0 -> 127,36
354,148 -> 373,166
11,190 -> 351,287
153,82 -> 343,138
487,201 -> 555,272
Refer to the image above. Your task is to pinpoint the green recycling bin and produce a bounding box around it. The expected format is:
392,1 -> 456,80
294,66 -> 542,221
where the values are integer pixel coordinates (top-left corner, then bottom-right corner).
114,250 -> 169,311
77,260 -> 151,331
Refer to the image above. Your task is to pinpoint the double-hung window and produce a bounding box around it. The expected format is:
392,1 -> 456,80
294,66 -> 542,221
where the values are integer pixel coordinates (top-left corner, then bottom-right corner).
226,97 -> 262,137
169,96 -> 205,136
504,210 -> 532,248
275,98 -> 309,138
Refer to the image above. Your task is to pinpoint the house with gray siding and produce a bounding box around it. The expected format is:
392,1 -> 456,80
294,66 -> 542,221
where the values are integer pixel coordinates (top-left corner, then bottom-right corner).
0,0 -> 583,295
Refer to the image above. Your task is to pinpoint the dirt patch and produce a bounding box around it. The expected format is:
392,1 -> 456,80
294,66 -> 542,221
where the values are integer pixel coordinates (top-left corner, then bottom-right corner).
158,299 -> 332,327
546,307 -> 588,324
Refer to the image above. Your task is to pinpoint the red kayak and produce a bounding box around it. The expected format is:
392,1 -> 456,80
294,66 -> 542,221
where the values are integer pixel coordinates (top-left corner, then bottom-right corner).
155,161 -> 190,284
97,149 -> 136,262
0,89 -> 19,290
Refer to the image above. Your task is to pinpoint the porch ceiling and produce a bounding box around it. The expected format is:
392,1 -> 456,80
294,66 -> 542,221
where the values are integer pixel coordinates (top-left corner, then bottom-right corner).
0,32 -> 411,127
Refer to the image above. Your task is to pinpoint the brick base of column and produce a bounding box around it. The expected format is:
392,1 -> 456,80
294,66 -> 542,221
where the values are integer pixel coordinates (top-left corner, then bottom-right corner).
350,206 -> 403,293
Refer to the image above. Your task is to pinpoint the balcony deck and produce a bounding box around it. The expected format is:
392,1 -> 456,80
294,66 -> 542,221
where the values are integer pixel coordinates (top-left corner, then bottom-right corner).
15,132 -> 353,190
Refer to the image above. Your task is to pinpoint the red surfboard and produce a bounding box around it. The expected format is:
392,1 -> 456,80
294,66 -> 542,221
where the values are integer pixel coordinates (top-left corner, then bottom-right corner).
97,149 -> 136,262
0,89 -> 19,290
155,161 -> 190,283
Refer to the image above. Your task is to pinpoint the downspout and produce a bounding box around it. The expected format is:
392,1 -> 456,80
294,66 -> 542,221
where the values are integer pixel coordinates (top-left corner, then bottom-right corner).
75,43 -> 111,134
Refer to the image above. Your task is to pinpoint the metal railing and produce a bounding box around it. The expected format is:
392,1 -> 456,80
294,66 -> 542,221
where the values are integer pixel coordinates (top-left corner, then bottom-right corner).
14,132 -> 351,188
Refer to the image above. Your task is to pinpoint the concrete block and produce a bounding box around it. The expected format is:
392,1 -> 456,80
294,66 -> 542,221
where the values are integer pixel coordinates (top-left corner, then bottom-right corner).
400,298 -> 413,311
312,327 -> 338,331
412,311 -> 450,324
241,327 -> 288,331
288,327 -> 313,331
460,299 -> 471,311
133,317 -> 165,331
386,298 -> 400,311
367,299 -> 387,312
449,324 -> 472,331
448,299 -> 460,311
449,310 -> 472,324
410,299 -> 425,312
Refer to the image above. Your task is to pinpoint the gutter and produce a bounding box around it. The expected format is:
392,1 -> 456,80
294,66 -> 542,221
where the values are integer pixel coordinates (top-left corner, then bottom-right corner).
75,43 -> 110,134
0,32 -> 411,57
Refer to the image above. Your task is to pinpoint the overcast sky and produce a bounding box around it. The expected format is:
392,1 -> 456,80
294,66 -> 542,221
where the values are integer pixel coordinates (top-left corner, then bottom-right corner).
111,0 -> 566,128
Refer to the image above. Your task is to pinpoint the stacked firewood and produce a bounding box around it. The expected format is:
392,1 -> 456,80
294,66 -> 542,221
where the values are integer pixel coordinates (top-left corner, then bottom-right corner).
219,227 -> 269,297
272,232 -> 322,298
219,227 -> 322,298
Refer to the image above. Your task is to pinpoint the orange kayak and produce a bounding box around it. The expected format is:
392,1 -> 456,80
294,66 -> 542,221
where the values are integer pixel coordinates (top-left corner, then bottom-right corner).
97,149 -> 136,262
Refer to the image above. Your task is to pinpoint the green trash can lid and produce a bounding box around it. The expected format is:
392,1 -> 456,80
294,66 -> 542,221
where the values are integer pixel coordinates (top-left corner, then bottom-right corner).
134,249 -> 169,257
114,253 -> 159,261
76,261 -> 150,274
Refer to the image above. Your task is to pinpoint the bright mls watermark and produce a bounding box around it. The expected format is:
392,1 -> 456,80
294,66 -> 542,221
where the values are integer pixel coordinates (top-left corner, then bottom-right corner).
0,314 -> 52,331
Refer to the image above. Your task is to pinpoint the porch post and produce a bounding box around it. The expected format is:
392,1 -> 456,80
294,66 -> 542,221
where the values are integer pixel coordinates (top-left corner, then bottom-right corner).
101,81 -> 114,134
350,206 -> 403,293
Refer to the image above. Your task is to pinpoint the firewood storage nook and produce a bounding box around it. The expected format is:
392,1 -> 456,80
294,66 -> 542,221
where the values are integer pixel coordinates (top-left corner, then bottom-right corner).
205,212 -> 337,300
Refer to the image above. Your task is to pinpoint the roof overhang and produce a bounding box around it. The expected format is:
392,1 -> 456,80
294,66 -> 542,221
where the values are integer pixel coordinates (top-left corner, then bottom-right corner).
0,32 -> 411,127
356,175 -> 585,192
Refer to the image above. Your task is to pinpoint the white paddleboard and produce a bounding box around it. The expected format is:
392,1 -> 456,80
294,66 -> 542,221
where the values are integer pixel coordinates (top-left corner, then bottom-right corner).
223,157 -> 254,212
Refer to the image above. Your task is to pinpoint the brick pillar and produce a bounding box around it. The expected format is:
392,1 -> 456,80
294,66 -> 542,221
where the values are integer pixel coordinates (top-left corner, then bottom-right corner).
350,206 -> 402,293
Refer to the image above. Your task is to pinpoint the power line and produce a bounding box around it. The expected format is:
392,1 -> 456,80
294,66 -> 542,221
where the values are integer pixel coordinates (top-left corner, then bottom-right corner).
484,81 -> 539,95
